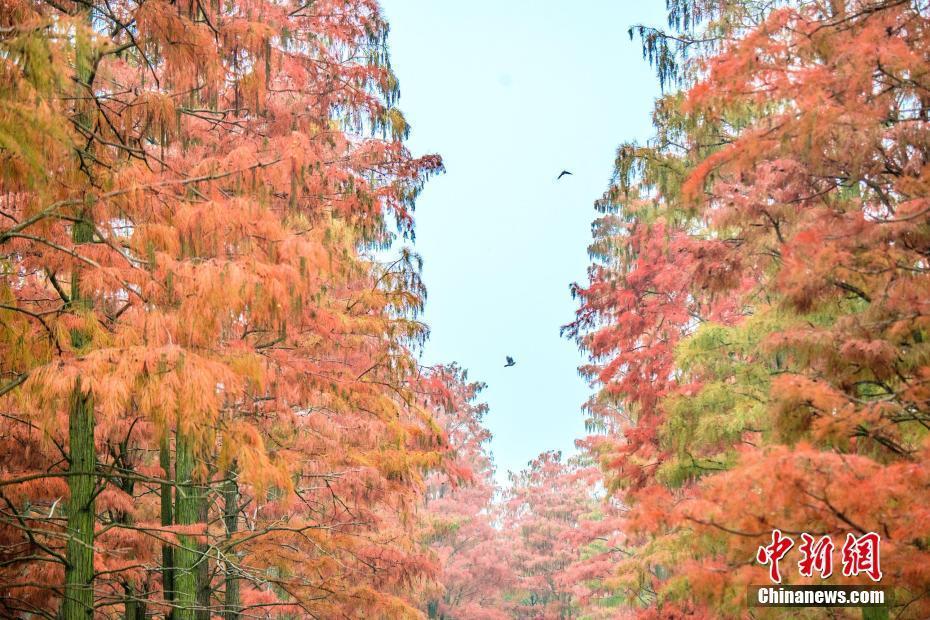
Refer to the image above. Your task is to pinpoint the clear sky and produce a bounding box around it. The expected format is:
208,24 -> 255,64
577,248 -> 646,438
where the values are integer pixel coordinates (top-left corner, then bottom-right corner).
379,1 -> 667,483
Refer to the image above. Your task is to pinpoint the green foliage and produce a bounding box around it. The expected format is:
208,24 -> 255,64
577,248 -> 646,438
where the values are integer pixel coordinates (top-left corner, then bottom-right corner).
659,313 -> 775,485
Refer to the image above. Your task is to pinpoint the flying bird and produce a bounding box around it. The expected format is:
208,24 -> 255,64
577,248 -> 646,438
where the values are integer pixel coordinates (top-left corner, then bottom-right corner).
557,170 -> 573,180
504,356 -> 516,367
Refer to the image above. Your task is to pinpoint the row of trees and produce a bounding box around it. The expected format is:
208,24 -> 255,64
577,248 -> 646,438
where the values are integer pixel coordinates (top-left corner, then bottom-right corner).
566,0 -> 930,617
411,366 -> 629,620
0,0 -> 454,616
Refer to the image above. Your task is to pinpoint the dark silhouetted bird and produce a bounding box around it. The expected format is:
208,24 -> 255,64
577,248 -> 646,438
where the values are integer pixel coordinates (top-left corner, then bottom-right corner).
557,170 -> 573,180
504,356 -> 516,367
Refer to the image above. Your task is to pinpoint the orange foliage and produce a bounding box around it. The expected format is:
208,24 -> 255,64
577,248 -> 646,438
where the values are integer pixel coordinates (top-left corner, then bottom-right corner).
0,0 -> 444,616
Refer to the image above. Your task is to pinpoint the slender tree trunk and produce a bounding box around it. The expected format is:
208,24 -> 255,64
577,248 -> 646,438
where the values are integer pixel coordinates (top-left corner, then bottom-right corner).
195,494 -> 211,620
173,427 -> 201,620
222,465 -> 240,620
123,582 -> 147,620
61,9 -> 100,610
61,381 -> 95,620
62,196 -> 96,619
160,434 -> 175,616
115,472 -> 147,620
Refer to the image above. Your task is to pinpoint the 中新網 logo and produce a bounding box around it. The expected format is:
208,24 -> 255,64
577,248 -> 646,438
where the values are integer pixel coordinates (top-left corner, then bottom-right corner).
756,529 -> 882,584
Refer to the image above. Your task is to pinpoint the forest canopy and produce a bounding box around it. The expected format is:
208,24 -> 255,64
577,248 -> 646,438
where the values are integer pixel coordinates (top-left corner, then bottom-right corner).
1,0 -> 928,618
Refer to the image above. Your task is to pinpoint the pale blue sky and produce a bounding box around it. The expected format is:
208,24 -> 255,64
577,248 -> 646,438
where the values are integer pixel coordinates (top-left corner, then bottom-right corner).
380,1 -> 666,482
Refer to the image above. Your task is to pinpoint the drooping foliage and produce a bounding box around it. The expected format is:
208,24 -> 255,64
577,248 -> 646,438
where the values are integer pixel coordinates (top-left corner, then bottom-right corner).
569,0 -> 930,617
5,0 -> 929,617
0,0 -> 445,616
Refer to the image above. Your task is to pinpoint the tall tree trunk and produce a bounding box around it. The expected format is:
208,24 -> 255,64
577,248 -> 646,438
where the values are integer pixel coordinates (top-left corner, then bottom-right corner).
62,198 -> 96,619
161,433 -> 175,615
222,465 -> 240,620
123,582 -> 147,620
173,427 -> 202,620
61,381 -> 95,620
195,495 -> 211,620
115,470 -> 146,620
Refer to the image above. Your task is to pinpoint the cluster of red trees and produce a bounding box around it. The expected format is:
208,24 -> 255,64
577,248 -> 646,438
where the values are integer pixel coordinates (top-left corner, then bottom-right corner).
411,367 -> 628,619
565,0 -> 930,617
